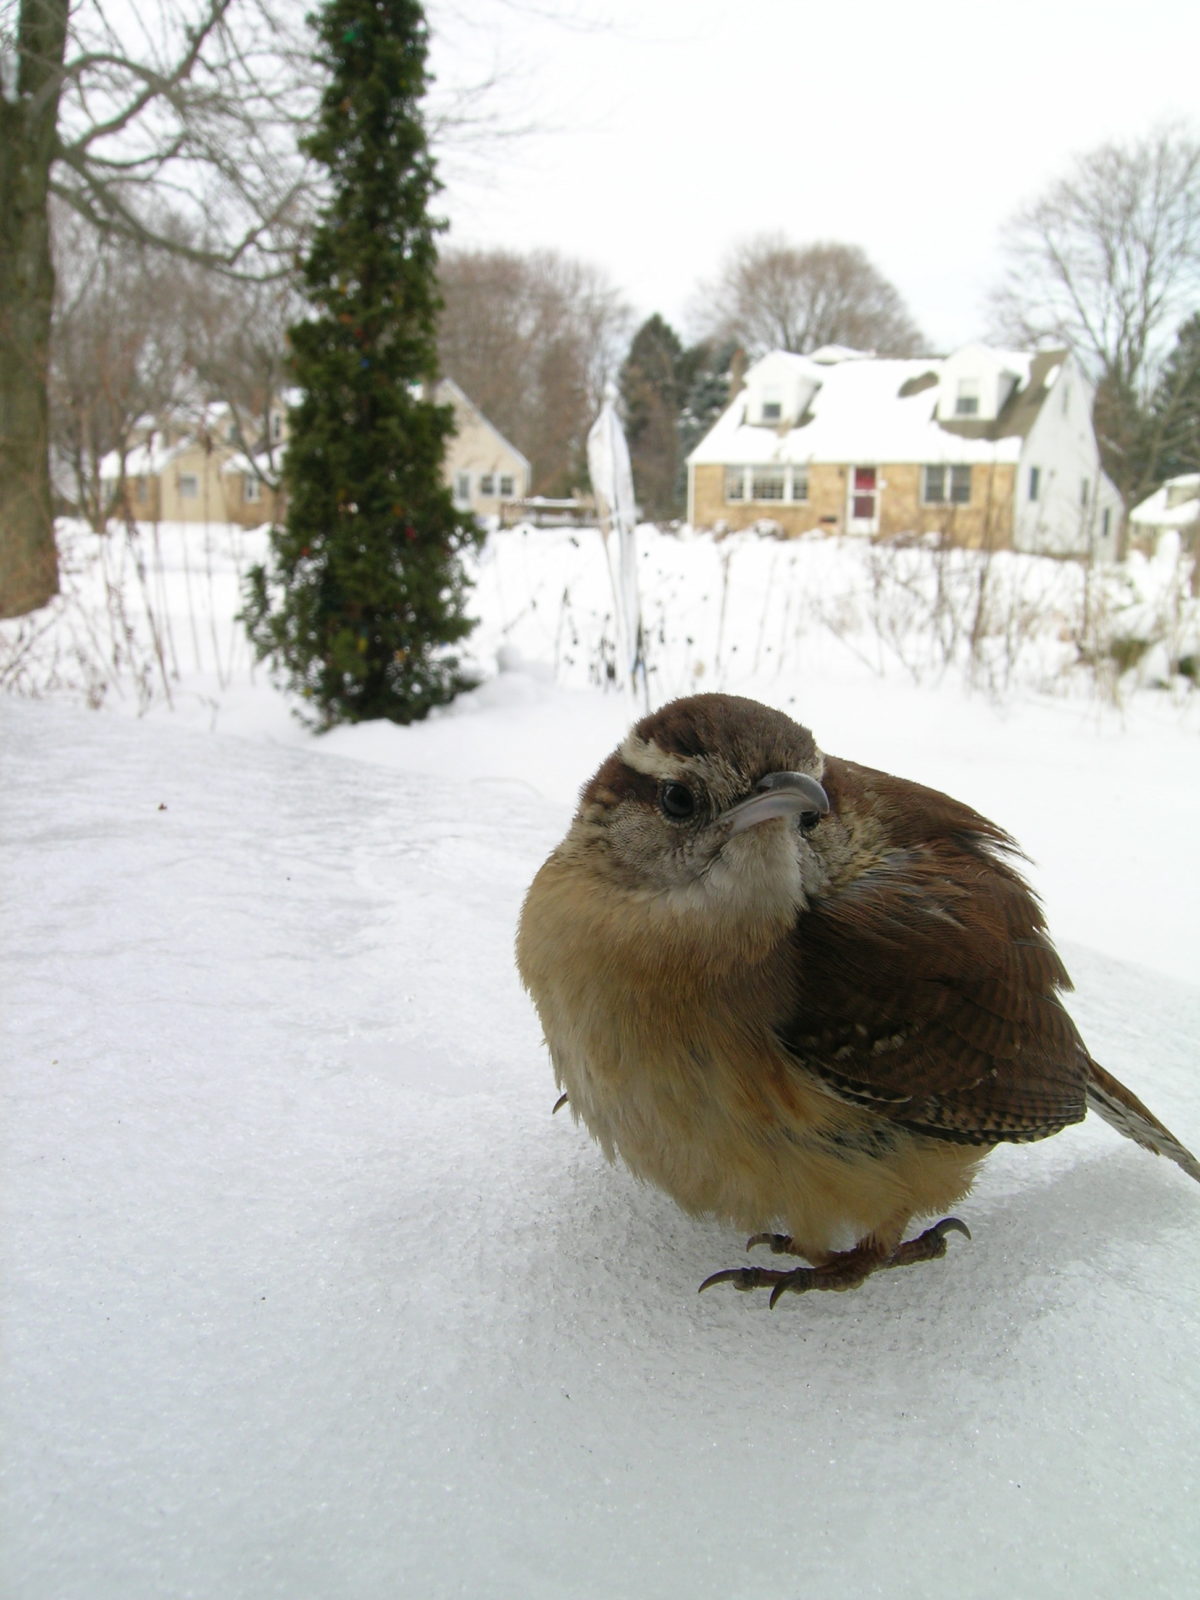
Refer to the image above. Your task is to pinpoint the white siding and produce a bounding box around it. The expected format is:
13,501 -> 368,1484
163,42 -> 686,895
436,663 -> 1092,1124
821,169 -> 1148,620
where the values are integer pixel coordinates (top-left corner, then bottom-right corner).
1013,354 -> 1121,558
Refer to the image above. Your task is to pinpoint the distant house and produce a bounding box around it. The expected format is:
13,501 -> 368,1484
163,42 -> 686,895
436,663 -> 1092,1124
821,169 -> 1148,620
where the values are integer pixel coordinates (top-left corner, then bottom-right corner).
1128,473 -> 1200,555
99,401 -> 287,528
687,343 -> 1122,557
100,381 -> 528,529
435,378 -> 531,520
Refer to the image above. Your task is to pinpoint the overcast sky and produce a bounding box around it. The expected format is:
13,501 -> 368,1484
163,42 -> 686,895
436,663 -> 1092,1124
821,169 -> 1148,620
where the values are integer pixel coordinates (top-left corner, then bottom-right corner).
428,0 -> 1198,354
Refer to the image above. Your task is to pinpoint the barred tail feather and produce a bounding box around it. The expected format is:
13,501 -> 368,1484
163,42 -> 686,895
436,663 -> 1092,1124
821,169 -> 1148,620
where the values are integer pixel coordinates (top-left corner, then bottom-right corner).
1086,1062 -> 1200,1184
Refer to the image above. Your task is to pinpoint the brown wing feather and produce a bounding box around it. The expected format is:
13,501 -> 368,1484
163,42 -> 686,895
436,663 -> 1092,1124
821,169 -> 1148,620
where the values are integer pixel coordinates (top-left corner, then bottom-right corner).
775,758 -> 1090,1145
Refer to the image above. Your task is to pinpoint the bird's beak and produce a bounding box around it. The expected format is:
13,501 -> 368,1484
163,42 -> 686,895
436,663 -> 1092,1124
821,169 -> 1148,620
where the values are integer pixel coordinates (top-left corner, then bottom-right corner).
724,771 -> 830,835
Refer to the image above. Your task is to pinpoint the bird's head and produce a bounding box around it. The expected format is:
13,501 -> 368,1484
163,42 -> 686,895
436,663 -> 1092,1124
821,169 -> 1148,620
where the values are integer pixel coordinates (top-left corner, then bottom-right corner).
561,695 -> 832,952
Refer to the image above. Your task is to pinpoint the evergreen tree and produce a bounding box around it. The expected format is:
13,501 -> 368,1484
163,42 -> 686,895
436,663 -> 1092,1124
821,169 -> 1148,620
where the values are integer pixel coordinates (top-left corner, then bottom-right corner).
1151,313 -> 1200,481
678,338 -> 739,459
619,314 -> 685,520
244,0 -> 481,727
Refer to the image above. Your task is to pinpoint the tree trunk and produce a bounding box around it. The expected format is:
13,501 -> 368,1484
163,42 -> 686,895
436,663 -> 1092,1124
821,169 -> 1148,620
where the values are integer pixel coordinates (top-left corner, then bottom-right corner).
0,0 -> 69,618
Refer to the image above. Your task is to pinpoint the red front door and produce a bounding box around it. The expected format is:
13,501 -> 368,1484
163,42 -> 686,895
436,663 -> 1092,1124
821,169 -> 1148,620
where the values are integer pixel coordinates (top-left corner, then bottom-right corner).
848,465 -> 879,534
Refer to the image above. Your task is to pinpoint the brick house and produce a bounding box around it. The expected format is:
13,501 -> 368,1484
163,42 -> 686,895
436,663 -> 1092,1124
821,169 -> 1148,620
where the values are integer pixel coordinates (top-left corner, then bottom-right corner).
686,344 -> 1121,557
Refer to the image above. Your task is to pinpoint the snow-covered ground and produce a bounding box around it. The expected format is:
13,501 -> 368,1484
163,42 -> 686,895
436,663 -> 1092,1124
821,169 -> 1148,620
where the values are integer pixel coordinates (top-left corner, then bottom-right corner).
3,520 -> 1199,1598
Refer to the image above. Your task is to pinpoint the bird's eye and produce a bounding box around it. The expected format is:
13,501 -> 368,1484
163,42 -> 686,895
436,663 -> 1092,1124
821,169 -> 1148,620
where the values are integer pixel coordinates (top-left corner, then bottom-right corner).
799,810 -> 822,832
659,781 -> 696,821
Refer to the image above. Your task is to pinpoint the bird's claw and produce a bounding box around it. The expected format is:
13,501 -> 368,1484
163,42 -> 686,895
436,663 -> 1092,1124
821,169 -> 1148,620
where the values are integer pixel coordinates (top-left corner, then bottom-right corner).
891,1216 -> 971,1262
698,1266 -> 786,1295
745,1232 -> 797,1255
700,1217 -> 973,1303
934,1216 -> 971,1242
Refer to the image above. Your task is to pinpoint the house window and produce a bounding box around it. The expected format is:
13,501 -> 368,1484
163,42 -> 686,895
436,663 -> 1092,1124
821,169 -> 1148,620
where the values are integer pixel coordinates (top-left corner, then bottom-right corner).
1028,466 -> 1040,502
761,400 -> 782,422
955,379 -> 980,417
922,464 -> 971,505
479,473 -> 495,496
178,473 -> 199,500
499,475 -> 515,497
1080,478 -> 1089,507
750,467 -> 786,501
725,465 -> 803,503
453,471 -> 470,508
272,412 -> 283,441
244,475 -> 262,503
1101,507 -> 1112,541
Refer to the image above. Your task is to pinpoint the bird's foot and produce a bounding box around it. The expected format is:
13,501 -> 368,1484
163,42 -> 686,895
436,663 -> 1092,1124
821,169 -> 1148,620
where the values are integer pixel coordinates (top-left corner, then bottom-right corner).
698,1217 -> 971,1306
886,1215 -> 971,1268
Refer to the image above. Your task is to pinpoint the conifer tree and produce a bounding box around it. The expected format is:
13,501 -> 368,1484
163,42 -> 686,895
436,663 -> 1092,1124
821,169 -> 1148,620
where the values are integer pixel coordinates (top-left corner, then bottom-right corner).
619,315 -> 685,521
1151,313 -> 1200,481
244,0 -> 481,726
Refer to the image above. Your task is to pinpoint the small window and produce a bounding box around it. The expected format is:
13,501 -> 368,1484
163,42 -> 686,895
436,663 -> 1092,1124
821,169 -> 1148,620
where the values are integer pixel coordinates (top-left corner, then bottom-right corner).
272,412 -> 283,441
955,379 -> 980,417
751,467 -> 786,501
761,400 -> 782,422
725,467 -> 746,502
1101,507 -> 1112,541
178,473 -> 199,500
1080,479 -> 1089,507
499,475 -> 515,497
923,464 -> 971,505
479,473 -> 495,496
790,468 -> 809,503
453,471 -> 471,508
244,474 -> 261,503
1028,466 -> 1040,502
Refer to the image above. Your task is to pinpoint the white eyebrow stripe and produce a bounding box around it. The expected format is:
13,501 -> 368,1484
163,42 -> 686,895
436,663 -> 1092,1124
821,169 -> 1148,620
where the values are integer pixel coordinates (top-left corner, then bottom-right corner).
619,732 -> 690,782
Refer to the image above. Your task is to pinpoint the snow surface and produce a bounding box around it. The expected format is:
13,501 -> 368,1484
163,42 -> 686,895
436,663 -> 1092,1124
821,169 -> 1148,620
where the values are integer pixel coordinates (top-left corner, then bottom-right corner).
3,519 -> 1200,1598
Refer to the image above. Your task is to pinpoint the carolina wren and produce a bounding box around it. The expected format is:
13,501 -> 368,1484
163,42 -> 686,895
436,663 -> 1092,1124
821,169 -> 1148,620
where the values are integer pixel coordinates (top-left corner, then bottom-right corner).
516,693 -> 1199,1301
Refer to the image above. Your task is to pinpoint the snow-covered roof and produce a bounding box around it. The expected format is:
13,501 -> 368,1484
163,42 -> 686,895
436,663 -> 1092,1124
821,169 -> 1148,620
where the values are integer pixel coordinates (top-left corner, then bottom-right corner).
1130,474 -> 1200,529
435,376 -> 532,470
219,447 -> 274,477
688,345 -> 1064,468
97,435 -> 191,483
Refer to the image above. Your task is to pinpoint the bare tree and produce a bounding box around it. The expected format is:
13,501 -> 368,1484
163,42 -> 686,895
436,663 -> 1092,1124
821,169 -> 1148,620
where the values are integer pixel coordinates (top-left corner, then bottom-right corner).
696,235 -> 925,359
438,246 -> 631,495
0,0 -> 316,618
49,213 -> 189,531
183,271 -> 304,490
989,125 -> 1200,510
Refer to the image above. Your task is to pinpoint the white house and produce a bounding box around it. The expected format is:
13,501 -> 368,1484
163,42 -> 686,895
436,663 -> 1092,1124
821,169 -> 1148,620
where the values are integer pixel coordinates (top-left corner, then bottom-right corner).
687,343 -> 1122,557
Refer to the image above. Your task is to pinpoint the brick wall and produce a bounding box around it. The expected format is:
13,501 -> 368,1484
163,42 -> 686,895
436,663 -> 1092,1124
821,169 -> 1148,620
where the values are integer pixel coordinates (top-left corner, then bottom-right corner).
691,461 -> 1017,547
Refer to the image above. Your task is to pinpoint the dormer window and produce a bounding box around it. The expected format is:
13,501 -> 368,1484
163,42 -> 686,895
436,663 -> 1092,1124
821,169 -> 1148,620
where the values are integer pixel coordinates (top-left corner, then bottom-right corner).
955,379 -> 980,417
761,398 -> 783,423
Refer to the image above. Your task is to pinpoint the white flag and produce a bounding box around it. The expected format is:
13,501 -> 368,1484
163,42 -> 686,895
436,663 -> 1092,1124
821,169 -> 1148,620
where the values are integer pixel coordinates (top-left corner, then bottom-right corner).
587,386 -> 645,702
